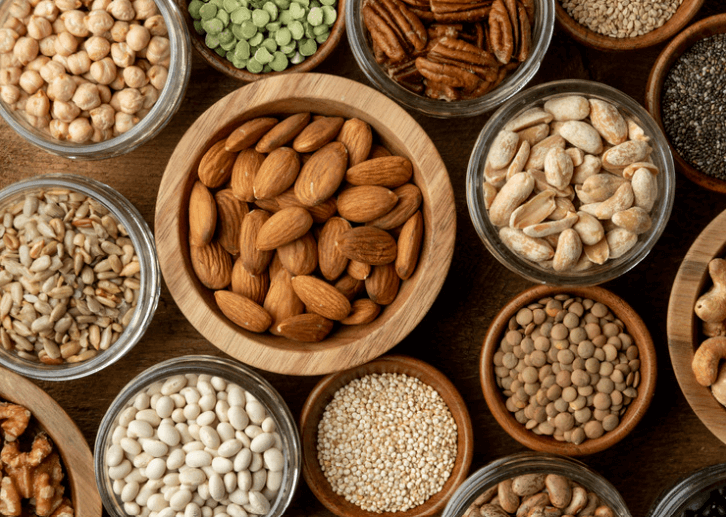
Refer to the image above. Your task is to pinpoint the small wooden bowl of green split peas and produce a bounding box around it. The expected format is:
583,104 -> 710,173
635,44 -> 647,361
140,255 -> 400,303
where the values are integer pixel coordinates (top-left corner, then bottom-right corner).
182,0 -> 346,81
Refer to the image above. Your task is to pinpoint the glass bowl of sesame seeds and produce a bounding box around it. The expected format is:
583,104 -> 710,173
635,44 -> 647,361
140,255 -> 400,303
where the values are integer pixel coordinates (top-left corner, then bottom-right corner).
0,174 -> 160,381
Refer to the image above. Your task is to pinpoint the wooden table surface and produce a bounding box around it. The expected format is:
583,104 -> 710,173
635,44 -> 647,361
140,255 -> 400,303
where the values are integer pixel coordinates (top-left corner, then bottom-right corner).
2,2 -> 725,516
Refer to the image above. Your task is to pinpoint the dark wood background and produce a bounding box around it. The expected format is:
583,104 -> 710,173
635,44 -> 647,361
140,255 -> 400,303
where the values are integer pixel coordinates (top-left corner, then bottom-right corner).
2,2 -> 725,515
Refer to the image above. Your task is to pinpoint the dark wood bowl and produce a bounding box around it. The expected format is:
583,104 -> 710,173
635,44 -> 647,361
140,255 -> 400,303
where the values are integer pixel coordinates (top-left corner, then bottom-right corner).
178,0 -> 346,81
645,14 -> 726,194
667,208 -> 726,445
480,285 -> 657,456
555,0 -> 703,51
299,355 -> 474,517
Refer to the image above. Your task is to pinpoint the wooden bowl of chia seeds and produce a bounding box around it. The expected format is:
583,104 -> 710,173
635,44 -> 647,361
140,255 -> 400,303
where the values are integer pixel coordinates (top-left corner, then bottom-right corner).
556,0 -> 703,51
645,14 -> 726,194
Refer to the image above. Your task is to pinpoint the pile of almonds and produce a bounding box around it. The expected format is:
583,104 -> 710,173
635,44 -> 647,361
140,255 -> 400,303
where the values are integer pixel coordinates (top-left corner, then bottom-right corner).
188,113 -> 424,342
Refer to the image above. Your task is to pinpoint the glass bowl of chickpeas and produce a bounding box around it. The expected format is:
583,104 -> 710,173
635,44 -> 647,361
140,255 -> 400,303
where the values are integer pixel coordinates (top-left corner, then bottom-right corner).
0,0 -> 191,159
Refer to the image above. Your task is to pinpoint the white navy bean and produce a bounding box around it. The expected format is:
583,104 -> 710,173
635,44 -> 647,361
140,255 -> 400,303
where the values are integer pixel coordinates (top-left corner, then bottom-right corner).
109,460 -> 133,480
228,407 -> 249,431
106,444 -> 124,467
159,424 -> 181,447
171,393 -> 186,408
209,473 -> 225,501
119,407 -> 138,426
199,394 -> 216,412
126,470 -> 146,483
224,472 -> 237,493
122,481 -> 140,502
179,468 -> 206,486
136,409 -> 162,426
272,432 -> 282,451
113,479 -> 126,495
236,431 -> 251,449
170,489 -> 193,511
250,433 -> 274,453
251,470 -> 266,491
147,493 -> 168,512
186,450 -> 212,468
182,387 -> 201,405
200,426 -> 221,449
128,420 -> 154,438
134,392 -> 151,410
211,376 -> 227,391
133,452 -> 154,469
156,396 -> 175,418
183,441 -> 205,453
263,449 -> 283,472
234,449 -> 252,472
229,488 -> 249,505
163,473 -> 181,486
266,470 -> 282,492
197,411 -> 216,427
227,503 -> 246,517
216,400 -> 230,423
218,439 -> 242,458
227,387 -> 246,407
183,404 -> 201,421
124,501 -> 141,515
245,401 -> 265,425
185,502 -> 202,517
142,439 -> 169,458
172,408 -> 187,423
167,449 -> 186,470
212,456 -> 233,474
249,453 -> 263,473
162,375 -> 188,396
112,425 -> 127,445
237,470 -> 251,492
261,417 -> 275,433
121,437 -> 143,456
217,422 -> 235,442
189,424 -> 202,440
244,426 -> 263,440
146,457 -> 167,480
244,491 -> 270,515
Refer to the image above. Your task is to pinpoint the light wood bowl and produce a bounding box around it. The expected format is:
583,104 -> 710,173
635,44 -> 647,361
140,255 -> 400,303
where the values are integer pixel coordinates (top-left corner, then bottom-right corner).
645,14 -> 726,194
0,366 -> 101,516
480,285 -> 657,456
155,73 -> 456,376
180,0 -> 346,82
299,354 -> 474,517
667,208 -> 726,445
555,0 -> 703,51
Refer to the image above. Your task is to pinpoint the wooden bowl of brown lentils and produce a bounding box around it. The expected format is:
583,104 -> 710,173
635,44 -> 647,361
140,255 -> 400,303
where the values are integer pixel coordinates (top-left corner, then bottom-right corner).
480,285 -> 657,456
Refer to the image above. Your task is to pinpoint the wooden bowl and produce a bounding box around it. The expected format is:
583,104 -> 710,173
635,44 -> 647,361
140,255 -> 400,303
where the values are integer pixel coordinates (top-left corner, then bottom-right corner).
0,366 -> 101,516
645,14 -> 726,194
480,285 -> 657,456
555,0 -> 703,51
180,0 -> 346,82
299,354 -> 474,517
667,208 -> 726,445
155,73 -> 456,376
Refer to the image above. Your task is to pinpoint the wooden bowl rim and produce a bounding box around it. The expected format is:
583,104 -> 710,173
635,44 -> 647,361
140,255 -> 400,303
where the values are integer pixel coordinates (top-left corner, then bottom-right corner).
155,73 -> 456,376
179,0 -> 347,82
667,207 -> 726,445
479,285 -> 657,456
644,13 -> 726,194
554,0 -> 704,51
0,366 -> 102,516
299,354 -> 474,517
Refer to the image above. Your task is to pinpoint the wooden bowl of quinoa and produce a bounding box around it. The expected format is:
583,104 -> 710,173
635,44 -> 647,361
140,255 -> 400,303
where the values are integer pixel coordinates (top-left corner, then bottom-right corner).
299,355 -> 474,517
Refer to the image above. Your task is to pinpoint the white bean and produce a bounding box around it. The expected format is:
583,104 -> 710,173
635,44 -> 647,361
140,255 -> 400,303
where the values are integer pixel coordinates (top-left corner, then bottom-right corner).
158,424 -> 181,447
181,387 -> 201,405
124,501 -> 141,515
249,433 -> 274,453
179,468 -> 206,486
217,423 -> 235,442
212,456 -> 233,474
233,449 -> 252,472
263,449 -> 283,472
121,437 -> 142,456
244,426 -> 263,440
146,457 -> 166,480
162,375 -> 188,395
244,491 -> 270,515
167,449 -> 186,470
227,387 -> 246,407
142,439 -> 169,458
237,470 -> 251,492
229,488 -> 249,505
251,469 -> 266,491
128,420 -> 153,438
109,459 -> 132,480
122,481 -> 140,502
215,400 -> 230,423
245,401 -> 265,425
147,493 -> 168,512
106,444 -> 124,467
182,441 -> 205,453
163,473 -> 180,486
200,426 -> 221,449
119,406 -> 138,426
197,411 -> 216,427
224,472 -> 237,494
218,439 -> 242,458
227,407 -> 249,431
260,417 -> 275,433
170,489 -> 193,511
266,470 -> 282,492
186,450 -> 212,468
209,473 -> 225,501
199,394 -> 216,412
185,502 -> 202,517
156,396 -> 175,418
211,376 -> 227,391
136,409 -> 162,426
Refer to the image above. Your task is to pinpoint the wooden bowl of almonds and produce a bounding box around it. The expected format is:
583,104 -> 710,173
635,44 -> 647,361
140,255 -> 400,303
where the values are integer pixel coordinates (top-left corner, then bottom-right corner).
480,285 -> 657,456
155,73 -> 456,376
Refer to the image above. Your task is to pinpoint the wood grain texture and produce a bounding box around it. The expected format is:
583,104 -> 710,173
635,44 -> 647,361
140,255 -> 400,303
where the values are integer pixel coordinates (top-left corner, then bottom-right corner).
155,73 -> 456,376
480,285 -> 657,456
0,366 -> 101,516
299,355 -> 474,517
645,14 -> 726,194
667,208 -> 726,445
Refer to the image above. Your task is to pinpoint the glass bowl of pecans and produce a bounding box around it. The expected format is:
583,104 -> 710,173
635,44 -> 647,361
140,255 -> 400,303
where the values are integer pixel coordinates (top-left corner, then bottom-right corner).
346,0 -> 555,117
0,174 -> 160,380
467,79 -> 676,285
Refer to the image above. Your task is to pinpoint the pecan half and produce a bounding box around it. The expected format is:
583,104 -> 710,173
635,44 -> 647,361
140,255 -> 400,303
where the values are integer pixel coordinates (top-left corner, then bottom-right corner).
517,4 -> 531,62
432,6 -> 491,22
428,23 -> 463,40
429,37 -> 499,67
504,0 -> 519,56
488,0 -> 513,64
520,0 -> 535,23
415,56 -> 481,91
363,0 -> 428,63
410,6 -> 436,20
425,80 -> 461,100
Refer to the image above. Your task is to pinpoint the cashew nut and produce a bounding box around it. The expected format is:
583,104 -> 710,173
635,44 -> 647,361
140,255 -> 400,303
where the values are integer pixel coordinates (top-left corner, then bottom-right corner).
711,364 -> 726,407
692,337 -> 726,387
695,258 -> 726,323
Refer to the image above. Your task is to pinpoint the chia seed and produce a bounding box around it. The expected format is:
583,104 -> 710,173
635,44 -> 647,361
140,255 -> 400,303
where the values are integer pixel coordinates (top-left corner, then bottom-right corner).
662,33 -> 726,181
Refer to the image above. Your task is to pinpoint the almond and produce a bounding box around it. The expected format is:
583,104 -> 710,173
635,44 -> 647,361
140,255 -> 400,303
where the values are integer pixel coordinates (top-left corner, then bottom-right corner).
198,140 -> 236,188
395,211 -> 423,280
369,144 -> 392,159
337,226 -> 397,265
238,209 -> 274,274
230,149 -> 265,203
231,258 -> 269,305
253,147 -> 300,200
366,263 -> 400,305
368,183 -> 422,230
264,268 -> 304,335
275,313 -> 334,342
318,217 -> 351,281
189,181 -> 216,247
340,299 -> 381,325
334,274 -> 365,300
277,231 -> 317,276
191,241 -> 232,290
254,197 -> 280,213
269,252 -> 284,282
292,116 -> 345,153
291,275 -> 351,321
345,156 -> 412,188
256,207 -> 313,251
215,189 -> 248,255
225,117 -> 278,152
274,188 -> 338,223
214,290 -> 271,333
336,118 -> 373,166
347,260 -> 371,280
337,185 -> 398,223
294,142 -> 348,206
255,112 -> 311,153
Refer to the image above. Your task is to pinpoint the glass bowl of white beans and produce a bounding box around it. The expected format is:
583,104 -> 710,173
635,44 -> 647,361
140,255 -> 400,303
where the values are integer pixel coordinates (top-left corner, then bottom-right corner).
94,355 -> 302,517
0,0 -> 190,160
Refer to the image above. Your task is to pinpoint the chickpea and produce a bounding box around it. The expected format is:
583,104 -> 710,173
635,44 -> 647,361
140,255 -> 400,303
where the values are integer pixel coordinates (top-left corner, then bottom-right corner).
145,36 -> 168,65
110,42 -> 134,68
135,106 -> 149,118
18,70 -> 44,94
91,126 -> 113,142
47,73 -> 76,101
108,68 -> 123,89
1,84 -> 21,104
108,89 -> 120,110
54,31 -> 78,57
34,1 -> 59,21
143,14 -> 166,37
146,63 -> 166,90
123,24 -> 148,52
26,55 -> 50,72
89,56 -> 115,84
49,118 -> 69,139
110,20 -> 128,42
55,0 -> 82,11
13,37 -> 39,66
114,86 -> 141,114
39,60 -> 64,82
13,90 -> 28,110
84,9 -> 114,35
106,0 -> 135,21
131,0 -> 157,19
61,10 -> 90,37
66,49 -> 91,74
72,74 -> 89,85
97,83 -> 110,102
122,65 -> 145,88
135,45 -> 146,59
0,67 -> 21,86
51,52 -> 69,70
27,15 -> 52,39
83,35 -> 109,60
113,110 -> 136,134
25,89 -> 50,116
23,110 -> 50,129
39,35 -> 57,56
91,0 -> 112,10
0,29 -> 19,54
4,17 -> 27,37
67,116 -> 93,142
9,0 -> 32,20
51,99 -> 80,122
138,83 -> 157,108
71,82 -> 100,110
0,53 -> 21,68
89,102 -> 113,128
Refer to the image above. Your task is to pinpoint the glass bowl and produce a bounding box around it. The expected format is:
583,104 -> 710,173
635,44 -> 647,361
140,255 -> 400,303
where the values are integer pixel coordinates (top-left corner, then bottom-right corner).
346,0 -> 555,118
0,174 -> 160,380
94,355 -> 301,517
0,0 -> 191,160
443,452 -> 632,517
467,79 -> 676,285
647,463 -> 726,517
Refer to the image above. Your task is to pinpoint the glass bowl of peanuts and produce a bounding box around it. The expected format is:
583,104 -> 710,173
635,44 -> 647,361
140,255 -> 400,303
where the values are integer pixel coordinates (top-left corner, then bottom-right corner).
94,354 -> 301,517
443,452 -> 632,517
0,0 -> 191,160
346,0 -> 555,117
467,79 -> 676,285
0,173 -> 160,380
